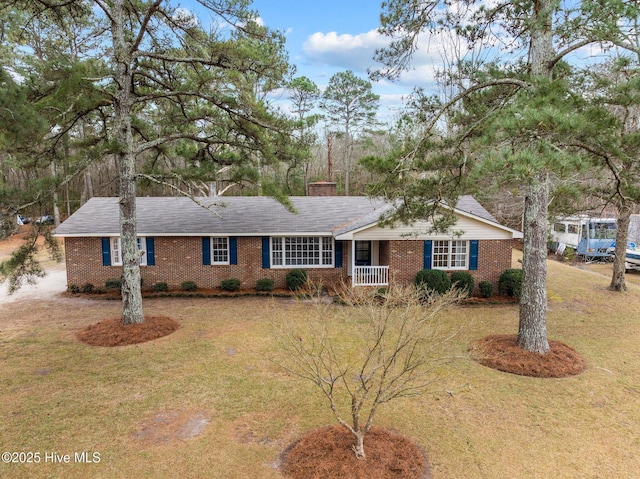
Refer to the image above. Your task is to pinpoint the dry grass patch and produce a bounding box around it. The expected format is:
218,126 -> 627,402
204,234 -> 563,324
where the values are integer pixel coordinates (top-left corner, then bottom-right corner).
2,254 -> 640,478
132,408 -> 209,445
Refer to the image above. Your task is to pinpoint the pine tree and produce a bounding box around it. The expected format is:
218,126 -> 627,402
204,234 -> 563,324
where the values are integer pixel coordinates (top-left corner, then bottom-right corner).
2,0 -> 296,324
320,70 -> 379,195
371,0 -> 640,353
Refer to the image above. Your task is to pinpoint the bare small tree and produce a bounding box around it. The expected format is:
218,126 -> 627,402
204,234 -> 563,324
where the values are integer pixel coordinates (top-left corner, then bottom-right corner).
273,284 -> 465,459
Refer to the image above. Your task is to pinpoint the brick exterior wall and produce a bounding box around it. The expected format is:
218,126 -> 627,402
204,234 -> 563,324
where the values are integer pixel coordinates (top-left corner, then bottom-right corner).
63,236 -> 513,293
388,240 -> 424,285
387,239 -> 512,293
476,239 -> 514,290
64,236 -> 349,290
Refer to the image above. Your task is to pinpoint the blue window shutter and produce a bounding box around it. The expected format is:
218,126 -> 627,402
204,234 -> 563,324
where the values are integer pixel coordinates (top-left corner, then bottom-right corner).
145,237 -> 155,266
261,237 -> 270,269
202,237 -> 211,265
101,238 -> 111,266
230,237 -> 238,265
469,240 -> 479,271
423,240 -> 433,270
335,240 -> 343,268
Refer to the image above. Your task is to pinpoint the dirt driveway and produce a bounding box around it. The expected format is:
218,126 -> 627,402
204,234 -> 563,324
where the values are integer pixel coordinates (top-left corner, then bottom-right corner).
0,232 -> 68,304
0,262 -> 67,304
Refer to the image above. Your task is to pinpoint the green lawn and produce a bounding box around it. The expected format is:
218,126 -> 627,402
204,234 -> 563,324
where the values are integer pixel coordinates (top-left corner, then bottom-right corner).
1,255 -> 639,478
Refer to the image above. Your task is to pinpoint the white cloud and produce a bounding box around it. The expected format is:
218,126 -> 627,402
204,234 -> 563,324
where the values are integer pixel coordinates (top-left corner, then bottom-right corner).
303,29 -> 388,72
302,27 -> 471,89
571,43 -> 611,63
394,30 -> 471,87
378,92 -> 410,118
172,7 -> 199,29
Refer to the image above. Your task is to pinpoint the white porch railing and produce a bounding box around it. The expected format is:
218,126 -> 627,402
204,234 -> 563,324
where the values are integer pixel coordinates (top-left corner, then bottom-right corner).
352,266 -> 389,286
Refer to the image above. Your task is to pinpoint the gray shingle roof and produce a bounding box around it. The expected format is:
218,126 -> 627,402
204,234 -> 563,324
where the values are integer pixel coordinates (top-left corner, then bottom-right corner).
54,195 -> 504,237
54,196 -> 388,237
454,195 -> 497,223
332,195 -> 500,236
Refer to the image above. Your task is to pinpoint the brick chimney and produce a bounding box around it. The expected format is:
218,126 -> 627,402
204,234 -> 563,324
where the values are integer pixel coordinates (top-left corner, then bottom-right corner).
308,181 -> 337,196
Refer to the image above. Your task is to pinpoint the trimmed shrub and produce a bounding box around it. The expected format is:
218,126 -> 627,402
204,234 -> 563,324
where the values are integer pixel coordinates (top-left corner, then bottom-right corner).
105,278 -> 122,290
181,281 -> 197,292
415,269 -> 451,294
450,271 -> 474,297
256,278 -> 275,292
69,284 -> 80,294
220,278 -> 241,291
479,281 -> 493,298
153,281 -> 169,292
498,269 -> 523,297
286,269 -> 308,291
80,283 -> 95,294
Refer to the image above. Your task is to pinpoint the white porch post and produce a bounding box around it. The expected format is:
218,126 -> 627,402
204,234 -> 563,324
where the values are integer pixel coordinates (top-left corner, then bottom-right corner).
351,239 -> 356,287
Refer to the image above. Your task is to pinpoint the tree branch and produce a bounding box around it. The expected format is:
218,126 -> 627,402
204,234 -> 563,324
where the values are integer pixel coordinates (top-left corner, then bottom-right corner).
93,0 -> 114,25
563,141 -> 630,201
398,78 -> 529,170
135,173 -> 227,216
549,38 -> 598,69
131,90 -> 284,137
136,50 -> 231,68
130,0 -> 163,55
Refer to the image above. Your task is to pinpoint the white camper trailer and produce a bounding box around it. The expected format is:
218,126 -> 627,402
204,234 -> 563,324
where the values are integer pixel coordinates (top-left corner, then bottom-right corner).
550,216 -> 617,260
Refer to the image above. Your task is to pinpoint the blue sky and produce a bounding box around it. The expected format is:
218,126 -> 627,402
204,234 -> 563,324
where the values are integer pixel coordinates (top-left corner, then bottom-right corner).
250,0 -> 418,124
183,1 -> 610,125
184,0 -> 447,124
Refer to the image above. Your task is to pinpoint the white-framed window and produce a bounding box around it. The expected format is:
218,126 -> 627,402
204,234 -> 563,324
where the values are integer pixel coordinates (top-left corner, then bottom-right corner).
110,237 -> 147,266
432,240 -> 468,270
553,223 -> 566,233
271,236 -> 334,268
211,237 -> 230,265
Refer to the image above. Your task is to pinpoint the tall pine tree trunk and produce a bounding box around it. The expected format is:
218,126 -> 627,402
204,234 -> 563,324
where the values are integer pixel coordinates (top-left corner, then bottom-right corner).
610,200 -> 631,291
112,0 -> 144,325
518,172 -> 550,353
517,0 -> 554,353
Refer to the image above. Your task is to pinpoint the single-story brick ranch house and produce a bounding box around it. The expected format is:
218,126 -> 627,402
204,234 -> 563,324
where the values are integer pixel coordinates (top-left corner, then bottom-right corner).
54,188 -> 522,293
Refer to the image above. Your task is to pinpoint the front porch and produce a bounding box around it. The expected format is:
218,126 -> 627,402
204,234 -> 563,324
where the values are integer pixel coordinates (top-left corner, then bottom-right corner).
350,240 -> 390,287
352,265 -> 390,286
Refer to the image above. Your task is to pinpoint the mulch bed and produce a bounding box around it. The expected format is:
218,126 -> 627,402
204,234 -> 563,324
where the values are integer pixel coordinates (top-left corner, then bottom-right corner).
470,334 -> 586,378
281,425 -> 430,479
76,316 -> 179,346
68,287 -> 298,300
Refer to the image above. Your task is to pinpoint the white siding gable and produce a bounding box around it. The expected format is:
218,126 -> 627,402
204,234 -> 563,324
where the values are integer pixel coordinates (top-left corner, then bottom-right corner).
348,213 -> 517,241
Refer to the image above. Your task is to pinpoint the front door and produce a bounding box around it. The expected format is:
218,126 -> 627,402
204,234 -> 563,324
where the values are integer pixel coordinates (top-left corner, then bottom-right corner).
355,241 -> 371,266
